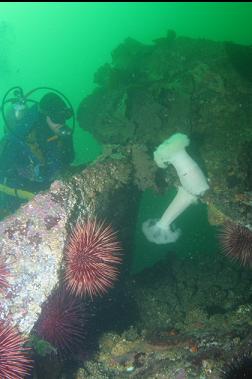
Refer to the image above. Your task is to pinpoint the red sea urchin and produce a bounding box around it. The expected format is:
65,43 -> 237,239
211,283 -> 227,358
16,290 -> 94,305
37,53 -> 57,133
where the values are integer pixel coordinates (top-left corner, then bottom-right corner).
65,219 -> 122,298
219,222 -> 252,266
36,288 -> 86,356
0,322 -> 32,379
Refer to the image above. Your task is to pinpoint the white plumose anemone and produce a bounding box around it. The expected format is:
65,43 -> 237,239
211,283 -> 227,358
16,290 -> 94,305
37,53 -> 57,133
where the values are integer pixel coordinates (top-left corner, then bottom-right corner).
142,133 -> 209,245
154,133 -> 209,195
142,186 -> 197,244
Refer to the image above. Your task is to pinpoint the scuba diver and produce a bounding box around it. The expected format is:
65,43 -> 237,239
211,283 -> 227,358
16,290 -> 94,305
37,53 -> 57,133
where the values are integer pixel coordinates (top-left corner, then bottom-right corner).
0,87 -> 75,219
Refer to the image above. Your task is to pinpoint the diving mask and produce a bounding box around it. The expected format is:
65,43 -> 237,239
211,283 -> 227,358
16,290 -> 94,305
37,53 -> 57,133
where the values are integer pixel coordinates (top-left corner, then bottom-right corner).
46,116 -> 72,138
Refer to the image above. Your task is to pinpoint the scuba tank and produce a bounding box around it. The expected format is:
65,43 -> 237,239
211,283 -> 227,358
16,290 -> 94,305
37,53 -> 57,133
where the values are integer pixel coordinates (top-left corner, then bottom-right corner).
0,86 -> 75,187
1,86 -> 75,138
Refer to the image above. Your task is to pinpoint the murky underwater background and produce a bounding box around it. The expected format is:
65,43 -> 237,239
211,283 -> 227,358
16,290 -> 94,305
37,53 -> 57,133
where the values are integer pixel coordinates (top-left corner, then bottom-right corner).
1,2 -> 252,378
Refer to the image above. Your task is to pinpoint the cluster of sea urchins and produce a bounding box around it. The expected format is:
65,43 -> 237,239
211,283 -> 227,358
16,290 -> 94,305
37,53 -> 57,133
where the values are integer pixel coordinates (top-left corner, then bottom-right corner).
0,218 -> 122,377
35,218 -> 122,357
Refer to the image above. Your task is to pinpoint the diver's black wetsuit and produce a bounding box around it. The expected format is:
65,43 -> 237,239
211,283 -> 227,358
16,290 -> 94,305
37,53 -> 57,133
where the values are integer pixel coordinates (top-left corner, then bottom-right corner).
0,103 -> 74,217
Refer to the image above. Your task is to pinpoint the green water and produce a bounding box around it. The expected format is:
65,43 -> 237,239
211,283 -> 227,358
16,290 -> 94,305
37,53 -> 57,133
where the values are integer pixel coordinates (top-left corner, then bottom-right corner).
0,2 -> 252,272
1,2 -> 252,163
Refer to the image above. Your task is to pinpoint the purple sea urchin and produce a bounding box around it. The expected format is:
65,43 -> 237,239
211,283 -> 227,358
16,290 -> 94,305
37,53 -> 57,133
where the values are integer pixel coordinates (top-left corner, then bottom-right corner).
36,288 -> 86,356
221,353 -> 252,378
219,222 -> 252,266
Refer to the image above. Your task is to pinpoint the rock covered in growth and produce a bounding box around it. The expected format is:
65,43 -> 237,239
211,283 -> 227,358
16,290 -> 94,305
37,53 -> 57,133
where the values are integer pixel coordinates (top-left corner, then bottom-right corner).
0,190 -> 67,334
0,159 -> 134,334
78,31 -> 252,226
73,250 -> 252,378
